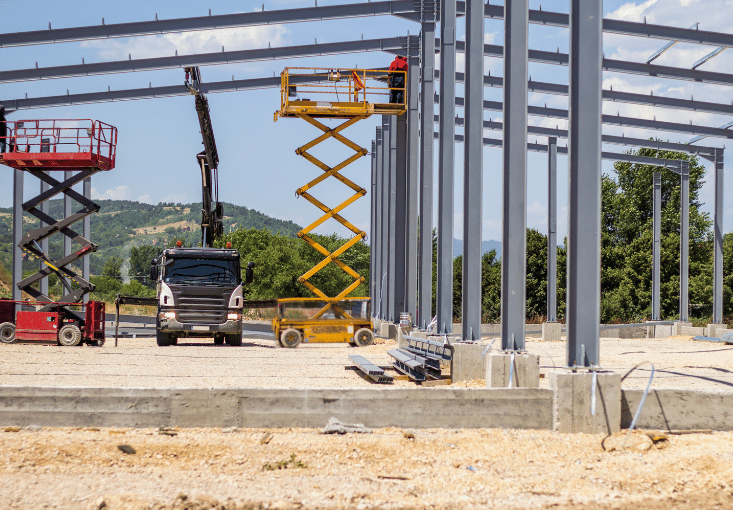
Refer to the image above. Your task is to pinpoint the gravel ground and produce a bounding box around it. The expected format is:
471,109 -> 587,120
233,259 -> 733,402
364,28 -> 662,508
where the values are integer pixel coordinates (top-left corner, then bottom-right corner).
2,332 -> 733,509
1,333 -> 732,391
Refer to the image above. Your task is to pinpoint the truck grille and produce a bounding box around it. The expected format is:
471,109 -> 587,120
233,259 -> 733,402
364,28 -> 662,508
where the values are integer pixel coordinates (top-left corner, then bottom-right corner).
175,295 -> 227,324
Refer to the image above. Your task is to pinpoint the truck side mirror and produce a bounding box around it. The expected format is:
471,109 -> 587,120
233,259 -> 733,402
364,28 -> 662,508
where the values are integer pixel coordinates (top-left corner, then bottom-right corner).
245,261 -> 255,284
149,262 -> 157,282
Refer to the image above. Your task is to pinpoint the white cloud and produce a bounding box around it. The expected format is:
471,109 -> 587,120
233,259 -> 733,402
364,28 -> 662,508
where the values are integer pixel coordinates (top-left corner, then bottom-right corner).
92,185 -> 130,200
608,0 -> 661,22
137,194 -> 152,204
80,24 -> 289,61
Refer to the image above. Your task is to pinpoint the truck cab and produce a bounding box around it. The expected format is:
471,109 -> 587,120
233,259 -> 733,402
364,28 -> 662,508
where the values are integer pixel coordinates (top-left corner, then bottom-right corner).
151,246 -> 254,346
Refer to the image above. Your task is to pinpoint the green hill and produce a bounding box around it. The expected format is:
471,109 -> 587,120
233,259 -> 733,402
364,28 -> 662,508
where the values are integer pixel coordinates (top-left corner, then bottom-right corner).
0,200 -> 301,286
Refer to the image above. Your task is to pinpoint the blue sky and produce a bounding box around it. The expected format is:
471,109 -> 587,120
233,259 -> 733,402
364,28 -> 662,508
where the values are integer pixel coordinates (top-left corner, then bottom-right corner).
2,0 -> 732,244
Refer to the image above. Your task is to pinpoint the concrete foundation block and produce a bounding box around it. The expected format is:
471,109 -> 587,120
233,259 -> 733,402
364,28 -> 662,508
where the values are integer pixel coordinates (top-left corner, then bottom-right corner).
673,321 -> 692,336
541,322 -> 562,342
654,324 -> 673,338
707,323 -> 728,338
451,342 -> 492,382
378,322 -> 390,339
486,353 -> 540,388
550,371 -> 621,434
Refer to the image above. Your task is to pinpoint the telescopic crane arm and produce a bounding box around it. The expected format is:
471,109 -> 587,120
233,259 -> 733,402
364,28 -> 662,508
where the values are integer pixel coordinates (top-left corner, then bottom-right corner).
185,66 -> 223,248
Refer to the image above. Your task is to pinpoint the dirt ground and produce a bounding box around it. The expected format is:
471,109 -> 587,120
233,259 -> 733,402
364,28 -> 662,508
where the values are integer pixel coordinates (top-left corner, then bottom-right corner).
2,333 -> 733,509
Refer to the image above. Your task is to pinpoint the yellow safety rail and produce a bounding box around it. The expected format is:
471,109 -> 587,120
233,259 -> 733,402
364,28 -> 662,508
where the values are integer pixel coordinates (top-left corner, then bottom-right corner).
275,67 -> 406,318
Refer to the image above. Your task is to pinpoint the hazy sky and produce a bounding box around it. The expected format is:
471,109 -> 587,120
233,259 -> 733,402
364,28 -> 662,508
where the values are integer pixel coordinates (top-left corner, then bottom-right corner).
2,0 -> 733,243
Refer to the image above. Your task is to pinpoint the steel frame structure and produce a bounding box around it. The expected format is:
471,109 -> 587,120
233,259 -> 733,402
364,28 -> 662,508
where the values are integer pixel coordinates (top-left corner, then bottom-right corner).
2,0 -> 732,367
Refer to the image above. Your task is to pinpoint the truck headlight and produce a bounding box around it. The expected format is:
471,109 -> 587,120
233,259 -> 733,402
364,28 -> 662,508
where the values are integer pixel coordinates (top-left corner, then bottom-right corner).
227,312 -> 241,321
160,311 -> 176,320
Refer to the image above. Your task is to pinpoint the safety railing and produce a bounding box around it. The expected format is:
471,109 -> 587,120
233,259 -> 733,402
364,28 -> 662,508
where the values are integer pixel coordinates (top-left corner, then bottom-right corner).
1,119 -> 117,164
279,67 -> 406,112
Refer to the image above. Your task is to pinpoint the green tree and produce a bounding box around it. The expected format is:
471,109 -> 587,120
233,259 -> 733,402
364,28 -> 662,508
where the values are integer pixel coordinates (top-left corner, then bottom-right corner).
600,146 -> 711,322
101,256 -> 123,280
129,245 -> 163,288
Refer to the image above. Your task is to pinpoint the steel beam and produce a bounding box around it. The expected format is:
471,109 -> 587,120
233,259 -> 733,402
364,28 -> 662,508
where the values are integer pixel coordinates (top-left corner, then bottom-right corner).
380,116 -> 390,320
12,170 -> 23,302
374,128 -> 383,318
652,171 -> 661,321
419,21 -> 436,329
388,115 -> 398,323
0,1 -> 419,47
501,0 -> 528,352
405,55 -> 420,322
462,0 -> 483,341
0,37 -> 409,84
436,0 -> 456,336
680,162 -> 690,322
370,139 -> 377,312
39,180 -> 49,297
713,148 -> 724,323
567,0 -> 602,368
547,137 -> 557,323
393,113 -> 408,320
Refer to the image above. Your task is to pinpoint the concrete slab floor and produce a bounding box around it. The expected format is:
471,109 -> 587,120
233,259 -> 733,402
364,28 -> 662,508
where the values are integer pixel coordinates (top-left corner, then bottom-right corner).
1,334 -> 732,392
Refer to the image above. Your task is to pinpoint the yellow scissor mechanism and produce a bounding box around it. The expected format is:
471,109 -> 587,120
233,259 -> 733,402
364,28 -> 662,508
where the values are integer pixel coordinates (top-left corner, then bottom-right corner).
274,67 -> 405,340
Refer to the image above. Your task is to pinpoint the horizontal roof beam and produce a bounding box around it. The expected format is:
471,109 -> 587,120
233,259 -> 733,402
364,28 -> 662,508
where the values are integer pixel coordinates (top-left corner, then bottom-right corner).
435,114 -> 715,157
5,0 -> 731,51
443,95 -> 733,139
450,41 -> 733,88
0,37 -> 412,84
441,132 -> 685,172
0,1 -> 418,48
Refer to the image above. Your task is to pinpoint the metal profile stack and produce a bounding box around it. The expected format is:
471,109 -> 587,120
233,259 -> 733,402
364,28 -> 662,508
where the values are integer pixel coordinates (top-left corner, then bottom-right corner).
387,335 -> 453,382
348,354 -> 393,383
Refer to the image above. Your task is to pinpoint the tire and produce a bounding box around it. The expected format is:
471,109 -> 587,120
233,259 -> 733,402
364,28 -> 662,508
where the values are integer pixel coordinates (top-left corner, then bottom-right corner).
214,334 -> 225,345
0,322 -> 16,344
156,330 -> 172,347
58,324 -> 82,346
95,336 -> 105,347
353,328 -> 374,347
280,328 -> 302,349
225,333 -> 242,347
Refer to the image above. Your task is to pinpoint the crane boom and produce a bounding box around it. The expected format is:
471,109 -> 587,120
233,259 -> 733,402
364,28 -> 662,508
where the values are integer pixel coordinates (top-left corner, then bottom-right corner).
185,66 -> 222,247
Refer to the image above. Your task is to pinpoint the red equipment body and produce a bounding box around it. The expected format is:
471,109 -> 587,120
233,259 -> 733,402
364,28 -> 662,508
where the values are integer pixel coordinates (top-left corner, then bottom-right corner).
0,299 -> 105,345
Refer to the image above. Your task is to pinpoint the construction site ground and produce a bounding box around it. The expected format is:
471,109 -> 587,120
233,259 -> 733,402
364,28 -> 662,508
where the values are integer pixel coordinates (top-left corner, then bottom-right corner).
2,332 -> 733,509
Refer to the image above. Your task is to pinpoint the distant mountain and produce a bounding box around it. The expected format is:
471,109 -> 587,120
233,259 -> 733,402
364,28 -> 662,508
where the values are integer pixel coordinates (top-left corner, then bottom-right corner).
452,238 -> 502,258
0,199 -> 302,277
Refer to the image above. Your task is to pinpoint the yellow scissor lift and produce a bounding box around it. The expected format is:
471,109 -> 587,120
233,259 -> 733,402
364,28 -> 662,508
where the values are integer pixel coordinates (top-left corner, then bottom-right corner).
273,67 -> 406,348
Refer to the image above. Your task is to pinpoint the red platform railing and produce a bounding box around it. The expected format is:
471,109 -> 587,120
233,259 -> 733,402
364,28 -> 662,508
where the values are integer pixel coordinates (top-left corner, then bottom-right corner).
0,119 -> 117,170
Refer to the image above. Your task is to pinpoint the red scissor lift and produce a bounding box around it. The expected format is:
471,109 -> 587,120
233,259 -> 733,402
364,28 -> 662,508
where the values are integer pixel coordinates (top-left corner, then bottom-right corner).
0,119 -> 116,345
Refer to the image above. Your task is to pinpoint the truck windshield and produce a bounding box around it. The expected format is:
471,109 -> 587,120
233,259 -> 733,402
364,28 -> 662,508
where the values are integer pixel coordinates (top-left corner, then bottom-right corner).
164,258 -> 240,286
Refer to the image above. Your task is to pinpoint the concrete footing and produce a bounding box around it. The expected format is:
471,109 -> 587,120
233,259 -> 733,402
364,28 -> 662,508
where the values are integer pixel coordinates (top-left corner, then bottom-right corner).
707,323 -> 728,338
541,322 -> 562,342
486,353 -> 540,388
451,342 -> 492,382
549,371 -> 621,434
673,321 -> 693,336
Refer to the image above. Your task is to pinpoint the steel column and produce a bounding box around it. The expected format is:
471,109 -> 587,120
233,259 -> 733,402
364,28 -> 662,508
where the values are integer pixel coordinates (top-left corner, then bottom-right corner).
436,0 -> 457,335
405,55 -> 420,322
713,148 -> 724,323
83,176 -> 91,303
567,0 -> 602,367
680,162 -> 689,322
392,114 -> 407,319
419,21 -> 436,329
462,0 -> 484,341
652,171 -> 661,321
12,169 -> 23,302
380,116 -> 391,320
501,0 -> 529,351
547,137 -> 558,323
374,128 -> 383,318
39,180 -> 50,297
370,140 -> 377,311
387,115 -> 398,322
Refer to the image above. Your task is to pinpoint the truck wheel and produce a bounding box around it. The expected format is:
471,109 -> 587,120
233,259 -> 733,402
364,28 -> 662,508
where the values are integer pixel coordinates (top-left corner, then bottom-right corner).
58,324 -> 82,346
353,328 -> 374,347
0,322 -> 16,344
214,334 -> 225,345
225,334 -> 242,347
156,330 -> 172,347
280,328 -> 302,348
